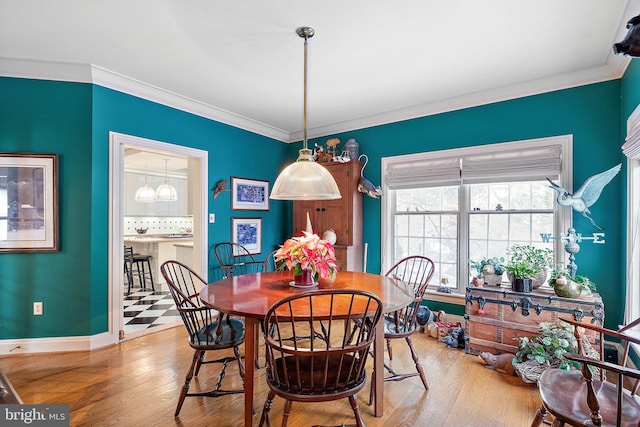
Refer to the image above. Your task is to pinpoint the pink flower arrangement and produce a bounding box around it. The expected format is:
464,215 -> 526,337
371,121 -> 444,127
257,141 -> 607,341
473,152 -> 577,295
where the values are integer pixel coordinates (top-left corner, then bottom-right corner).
274,231 -> 338,280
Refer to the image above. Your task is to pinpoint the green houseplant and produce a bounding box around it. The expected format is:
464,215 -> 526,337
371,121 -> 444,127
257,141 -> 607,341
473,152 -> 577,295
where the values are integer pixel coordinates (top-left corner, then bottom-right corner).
469,256 -> 505,286
513,321 -> 580,383
547,268 -> 596,298
505,245 -> 553,292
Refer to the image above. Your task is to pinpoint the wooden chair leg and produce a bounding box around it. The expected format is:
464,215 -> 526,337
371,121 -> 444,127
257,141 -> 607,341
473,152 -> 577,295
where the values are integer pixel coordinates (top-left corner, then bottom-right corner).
406,336 -> 428,390
348,395 -> 365,427
530,404 -> 547,427
258,390 -> 275,427
175,349 -> 202,416
386,338 -> 393,360
282,400 -> 293,427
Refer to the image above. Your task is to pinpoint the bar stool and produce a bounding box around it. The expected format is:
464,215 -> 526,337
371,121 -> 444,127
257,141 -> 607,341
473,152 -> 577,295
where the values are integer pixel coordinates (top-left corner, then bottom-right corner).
133,252 -> 155,292
124,246 -> 155,294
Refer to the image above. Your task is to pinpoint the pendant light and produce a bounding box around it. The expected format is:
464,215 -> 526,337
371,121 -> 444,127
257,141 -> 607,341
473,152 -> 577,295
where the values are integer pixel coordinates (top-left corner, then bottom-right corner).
134,165 -> 156,203
270,27 -> 341,200
155,159 -> 177,201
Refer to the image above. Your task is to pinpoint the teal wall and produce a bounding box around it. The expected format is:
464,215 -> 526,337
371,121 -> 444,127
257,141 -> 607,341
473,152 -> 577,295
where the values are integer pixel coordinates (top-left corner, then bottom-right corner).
0,77 -> 93,338
311,81 -> 625,324
0,72 -> 631,340
1,77 -> 290,339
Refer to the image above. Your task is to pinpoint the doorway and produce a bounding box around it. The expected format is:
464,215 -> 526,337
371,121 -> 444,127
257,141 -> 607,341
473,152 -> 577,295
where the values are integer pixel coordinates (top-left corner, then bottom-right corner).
109,132 -> 208,342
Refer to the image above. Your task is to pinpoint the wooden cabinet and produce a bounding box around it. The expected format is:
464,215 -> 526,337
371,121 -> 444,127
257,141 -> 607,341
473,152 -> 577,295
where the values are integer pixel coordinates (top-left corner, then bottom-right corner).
464,286 -> 604,355
292,161 -> 363,272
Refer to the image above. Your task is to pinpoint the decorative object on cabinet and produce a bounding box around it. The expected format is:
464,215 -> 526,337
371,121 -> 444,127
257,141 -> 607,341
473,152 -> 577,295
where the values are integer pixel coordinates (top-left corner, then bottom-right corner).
134,165 -> 156,203
357,154 -> 382,198
0,152 -> 59,253
231,177 -> 269,210
547,267 -> 596,298
464,286 -> 604,357
270,27 -> 341,201
213,179 -> 229,199
505,244 -> 552,292
155,159 -> 177,201
326,138 -> 340,158
547,163 -> 621,231
469,256 -> 505,287
292,161 -> 363,271
231,217 -> 262,255
344,138 -> 359,161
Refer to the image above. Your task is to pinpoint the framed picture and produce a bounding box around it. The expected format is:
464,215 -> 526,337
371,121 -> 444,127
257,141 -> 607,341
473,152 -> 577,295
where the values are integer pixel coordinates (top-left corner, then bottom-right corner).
232,217 -> 262,255
0,153 -> 59,252
231,177 -> 269,211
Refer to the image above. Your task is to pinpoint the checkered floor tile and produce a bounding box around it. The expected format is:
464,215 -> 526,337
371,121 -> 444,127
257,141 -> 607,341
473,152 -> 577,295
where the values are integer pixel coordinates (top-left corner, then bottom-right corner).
123,290 -> 181,335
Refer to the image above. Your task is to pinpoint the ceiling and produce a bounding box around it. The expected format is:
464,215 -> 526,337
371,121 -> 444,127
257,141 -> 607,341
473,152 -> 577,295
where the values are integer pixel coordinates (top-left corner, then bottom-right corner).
1,1 -> 640,143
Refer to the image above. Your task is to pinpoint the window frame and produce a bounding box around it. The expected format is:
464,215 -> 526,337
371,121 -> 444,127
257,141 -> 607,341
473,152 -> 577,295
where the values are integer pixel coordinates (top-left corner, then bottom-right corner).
381,135 -> 572,298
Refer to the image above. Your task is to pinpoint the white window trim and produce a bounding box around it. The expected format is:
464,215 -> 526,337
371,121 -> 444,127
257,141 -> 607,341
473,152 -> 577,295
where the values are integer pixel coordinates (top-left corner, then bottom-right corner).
624,105 -> 640,325
380,135 -> 573,288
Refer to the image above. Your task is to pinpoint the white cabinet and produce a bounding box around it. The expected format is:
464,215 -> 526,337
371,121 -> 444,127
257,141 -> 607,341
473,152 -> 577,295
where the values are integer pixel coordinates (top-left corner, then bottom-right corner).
125,172 -> 188,216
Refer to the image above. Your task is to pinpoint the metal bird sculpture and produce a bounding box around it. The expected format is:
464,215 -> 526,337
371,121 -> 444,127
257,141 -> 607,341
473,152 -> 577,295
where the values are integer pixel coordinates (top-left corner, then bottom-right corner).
357,154 -> 383,199
213,179 -> 229,199
547,163 -> 621,230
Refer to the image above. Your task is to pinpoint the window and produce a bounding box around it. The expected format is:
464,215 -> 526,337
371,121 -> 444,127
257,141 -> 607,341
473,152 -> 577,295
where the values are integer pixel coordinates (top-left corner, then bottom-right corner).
382,136 -> 572,295
624,106 -> 640,325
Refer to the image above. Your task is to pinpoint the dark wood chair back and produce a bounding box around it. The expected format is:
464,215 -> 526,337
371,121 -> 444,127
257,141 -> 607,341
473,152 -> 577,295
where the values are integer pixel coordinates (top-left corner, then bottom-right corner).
366,255 -> 435,404
258,289 -> 383,427
384,255 -> 436,338
160,260 -> 245,416
261,249 -> 280,272
532,316 -> 640,427
213,242 -> 263,277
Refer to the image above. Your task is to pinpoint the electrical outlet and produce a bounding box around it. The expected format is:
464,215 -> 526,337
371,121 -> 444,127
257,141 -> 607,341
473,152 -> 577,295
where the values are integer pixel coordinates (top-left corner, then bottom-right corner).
209,213 -> 215,223
33,302 -> 43,315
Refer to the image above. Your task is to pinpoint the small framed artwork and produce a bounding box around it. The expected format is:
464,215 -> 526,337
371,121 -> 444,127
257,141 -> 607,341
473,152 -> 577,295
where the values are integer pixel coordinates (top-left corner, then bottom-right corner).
232,217 -> 262,255
0,153 -> 59,252
231,177 -> 269,211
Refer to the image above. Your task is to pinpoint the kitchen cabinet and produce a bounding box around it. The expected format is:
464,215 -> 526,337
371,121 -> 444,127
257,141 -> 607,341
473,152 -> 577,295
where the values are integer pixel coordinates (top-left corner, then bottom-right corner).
292,161 -> 363,271
125,172 -> 188,216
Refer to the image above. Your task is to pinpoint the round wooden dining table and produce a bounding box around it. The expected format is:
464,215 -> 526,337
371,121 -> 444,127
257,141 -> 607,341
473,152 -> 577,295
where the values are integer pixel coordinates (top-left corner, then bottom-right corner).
199,270 -> 414,427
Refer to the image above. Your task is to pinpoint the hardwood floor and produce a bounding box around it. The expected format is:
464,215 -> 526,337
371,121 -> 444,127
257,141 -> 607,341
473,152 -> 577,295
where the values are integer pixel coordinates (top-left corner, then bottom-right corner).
2,326 -> 542,427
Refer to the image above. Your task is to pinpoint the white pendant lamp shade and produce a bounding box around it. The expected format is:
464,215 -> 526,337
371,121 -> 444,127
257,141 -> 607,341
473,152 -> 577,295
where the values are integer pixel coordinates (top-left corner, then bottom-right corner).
270,26 -> 341,201
134,183 -> 156,203
156,159 -> 177,201
156,182 -> 177,201
271,148 -> 341,200
135,166 -> 156,202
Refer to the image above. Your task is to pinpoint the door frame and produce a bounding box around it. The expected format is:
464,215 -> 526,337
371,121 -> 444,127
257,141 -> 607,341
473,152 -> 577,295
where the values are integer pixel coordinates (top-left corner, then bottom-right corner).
108,132 -> 208,341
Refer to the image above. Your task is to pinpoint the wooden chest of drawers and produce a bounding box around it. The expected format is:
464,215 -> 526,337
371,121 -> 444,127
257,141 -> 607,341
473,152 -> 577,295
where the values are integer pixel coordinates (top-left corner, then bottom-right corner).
464,285 -> 604,355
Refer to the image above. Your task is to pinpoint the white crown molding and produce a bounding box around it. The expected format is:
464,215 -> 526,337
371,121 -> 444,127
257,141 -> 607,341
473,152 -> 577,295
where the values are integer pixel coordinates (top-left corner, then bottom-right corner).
300,60 -> 630,142
2,55 -> 631,145
0,57 -> 290,142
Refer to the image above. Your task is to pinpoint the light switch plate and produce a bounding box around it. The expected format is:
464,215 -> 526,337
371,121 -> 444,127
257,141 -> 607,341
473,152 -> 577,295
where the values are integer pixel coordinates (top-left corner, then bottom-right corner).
33,302 -> 43,315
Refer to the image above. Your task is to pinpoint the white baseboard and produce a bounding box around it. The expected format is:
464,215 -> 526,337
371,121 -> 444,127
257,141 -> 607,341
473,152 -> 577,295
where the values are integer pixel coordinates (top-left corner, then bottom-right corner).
0,332 -> 117,355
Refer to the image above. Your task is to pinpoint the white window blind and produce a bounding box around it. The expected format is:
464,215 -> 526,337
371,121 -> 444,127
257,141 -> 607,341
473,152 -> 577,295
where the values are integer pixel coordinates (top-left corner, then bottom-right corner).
385,143 -> 562,189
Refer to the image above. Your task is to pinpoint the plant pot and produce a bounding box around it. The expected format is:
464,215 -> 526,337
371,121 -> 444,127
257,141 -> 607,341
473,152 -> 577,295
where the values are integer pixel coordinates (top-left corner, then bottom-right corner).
483,273 -> 503,287
531,268 -> 549,289
294,269 -> 317,287
553,279 -> 582,298
511,278 -> 532,293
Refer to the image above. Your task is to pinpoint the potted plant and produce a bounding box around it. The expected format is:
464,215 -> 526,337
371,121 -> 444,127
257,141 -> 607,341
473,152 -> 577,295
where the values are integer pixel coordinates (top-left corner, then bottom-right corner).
513,321 -> 580,383
274,231 -> 338,286
547,268 -> 596,298
505,245 -> 553,292
469,256 -> 505,286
